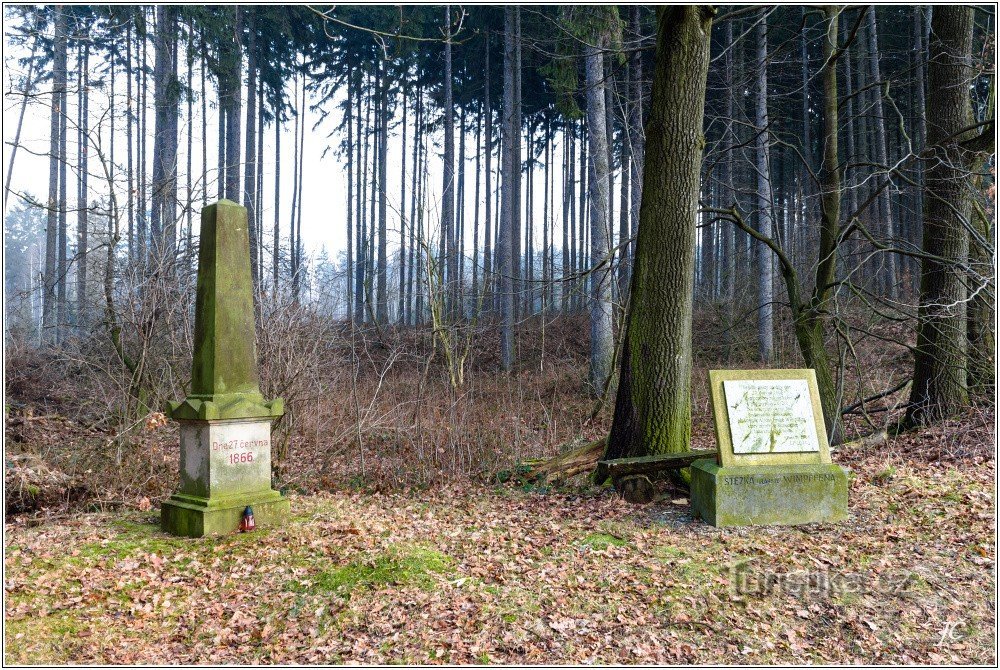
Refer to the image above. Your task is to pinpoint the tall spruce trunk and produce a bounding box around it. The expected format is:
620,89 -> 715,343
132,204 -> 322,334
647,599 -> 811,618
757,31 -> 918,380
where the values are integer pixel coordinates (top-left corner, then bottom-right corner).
472,98 -> 482,306
243,9 -> 259,285
911,8 -> 928,295
483,33 -> 493,309
585,38 -> 614,395
376,59 -> 389,323
185,26 -> 193,255
906,5 -> 975,423
224,7 -> 242,202
294,74 -> 306,302
126,23 -> 135,260
458,108 -> 467,312
57,27 -> 68,339
398,80 -> 408,323
629,5 -> 644,276
152,5 -> 178,263
442,6 -> 457,319
512,8 -> 523,319
721,18 -> 736,360
76,39 -> 89,331
754,10 -> 775,363
604,6 -> 714,463
43,8 -> 66,343
498,7 -> 516,371
865,9 -> 899,299
274,104 -> 282,294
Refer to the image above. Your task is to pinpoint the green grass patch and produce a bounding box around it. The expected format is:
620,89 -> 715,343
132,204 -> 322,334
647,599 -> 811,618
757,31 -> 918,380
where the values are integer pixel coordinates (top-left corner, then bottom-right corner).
4,612 -> 85,664
289,544 -> 452,596
580,532 -> 628,550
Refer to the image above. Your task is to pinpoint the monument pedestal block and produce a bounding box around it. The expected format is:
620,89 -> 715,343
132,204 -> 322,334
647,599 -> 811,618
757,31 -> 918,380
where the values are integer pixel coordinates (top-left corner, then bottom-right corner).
690,459 -> 848,527
160,418 -> 287,537
161,489 -> 288,537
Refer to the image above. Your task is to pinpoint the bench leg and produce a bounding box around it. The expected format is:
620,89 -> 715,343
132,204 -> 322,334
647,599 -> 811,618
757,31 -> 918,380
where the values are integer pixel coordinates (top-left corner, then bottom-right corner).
615,475 -> 655,504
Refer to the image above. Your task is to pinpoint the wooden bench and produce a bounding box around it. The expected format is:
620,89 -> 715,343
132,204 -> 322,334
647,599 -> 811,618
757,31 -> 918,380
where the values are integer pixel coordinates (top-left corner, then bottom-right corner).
597,450 -> 718,504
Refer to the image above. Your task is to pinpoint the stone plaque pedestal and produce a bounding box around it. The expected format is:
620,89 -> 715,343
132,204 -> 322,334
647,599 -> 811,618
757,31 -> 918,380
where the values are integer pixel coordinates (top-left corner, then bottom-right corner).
161,418 -> 289,537
693,369 -> 849,528
690,460 -> 848,527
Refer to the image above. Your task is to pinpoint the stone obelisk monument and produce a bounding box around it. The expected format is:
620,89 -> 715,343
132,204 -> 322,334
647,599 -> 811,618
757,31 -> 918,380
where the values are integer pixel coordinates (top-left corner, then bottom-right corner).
161,200 -> 288,537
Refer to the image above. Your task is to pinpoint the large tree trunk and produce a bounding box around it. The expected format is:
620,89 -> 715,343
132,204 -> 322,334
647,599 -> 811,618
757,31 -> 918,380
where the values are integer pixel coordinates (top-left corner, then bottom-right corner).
498,7 -> 516,371
294,74 -> 306,303
617,44 -> 632,311
274,101 -> 282,294
910,7 -> 928,295
754,9 -> 775,363
354,74 -> 365,321
865,9 -> 899,299
398,80 -> 408,323
57,24 -> 69,340
76,39 -> 90,332
603,6 -> 714,462
43,7 -> 66,344
721,18 -> 736,360
201,32 -> 208,211
472,98 -> 482,307
512,9 -> 523,320
585,34 -> 614,395
185,25 -> 193,256
442,6 -> 457,319
152,5 -> 179,264
243,8 -> 259,285
628,5 -> 644,282
224,6 -> 242,202
376,58 -> 389,323
906,5 -> 975,424
126,23 -> 135,260
483,34 -> 493,311
138,11 -> 148,264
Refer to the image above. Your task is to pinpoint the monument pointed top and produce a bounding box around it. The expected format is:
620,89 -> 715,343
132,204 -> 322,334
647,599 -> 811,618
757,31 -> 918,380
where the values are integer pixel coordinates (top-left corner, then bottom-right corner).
167,201 -> 282,421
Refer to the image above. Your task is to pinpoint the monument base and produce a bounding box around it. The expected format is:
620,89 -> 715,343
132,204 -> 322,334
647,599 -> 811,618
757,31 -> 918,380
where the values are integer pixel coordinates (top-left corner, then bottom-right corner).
690,459 -> 848,527
161,489 -> 289,537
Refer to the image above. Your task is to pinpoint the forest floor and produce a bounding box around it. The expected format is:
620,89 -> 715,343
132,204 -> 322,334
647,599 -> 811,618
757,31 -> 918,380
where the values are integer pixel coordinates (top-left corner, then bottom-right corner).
4,410 -> 996,665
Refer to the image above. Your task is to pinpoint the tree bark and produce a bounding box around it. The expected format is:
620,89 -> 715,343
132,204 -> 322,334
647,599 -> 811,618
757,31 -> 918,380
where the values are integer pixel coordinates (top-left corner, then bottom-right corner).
376,58 -> 389,323
152,5 -> 179,264
274,101 -> 282,294
224,6 -> 242,202
721,18 -> 735,360
754,9 -> 775,363
604,6 -> 714,461
483,32 -> 493,310
243,8 -> 259,285
906,5 -> 975,423
629,5 -> 644,285
442,6 -> 457,319
77,38 -> 90,332
585,35 -> 614,395
865,9 -> 899,299
43,7 -> 66,344
499,6 -> 516,371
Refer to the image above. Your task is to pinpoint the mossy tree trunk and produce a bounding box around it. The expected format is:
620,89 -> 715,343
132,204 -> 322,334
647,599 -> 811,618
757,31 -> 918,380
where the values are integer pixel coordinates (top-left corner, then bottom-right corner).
603,6 -> 714,461
906,6 -> 976,423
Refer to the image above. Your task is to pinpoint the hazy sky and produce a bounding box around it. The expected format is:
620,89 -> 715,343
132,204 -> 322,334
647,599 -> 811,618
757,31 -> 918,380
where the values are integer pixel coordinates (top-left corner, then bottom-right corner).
3,20 -> 578,269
